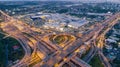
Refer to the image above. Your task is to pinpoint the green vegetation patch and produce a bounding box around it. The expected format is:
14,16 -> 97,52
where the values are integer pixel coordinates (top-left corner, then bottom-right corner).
54,36 -> 65,44
112,58 -> 120,67
0,33 -> 24,67
81,47 -> 90,59
89,55 -> 104,67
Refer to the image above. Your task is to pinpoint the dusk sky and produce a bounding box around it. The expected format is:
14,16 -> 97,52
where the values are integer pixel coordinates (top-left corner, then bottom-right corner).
0,0 -> 119,1
0,0 -> 120,3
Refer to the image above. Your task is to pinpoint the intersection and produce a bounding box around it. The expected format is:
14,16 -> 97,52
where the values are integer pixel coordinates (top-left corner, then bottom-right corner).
0,10 -> 120,67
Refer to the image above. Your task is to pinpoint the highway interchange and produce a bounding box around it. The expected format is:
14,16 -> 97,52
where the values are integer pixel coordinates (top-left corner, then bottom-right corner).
0,10 -> 120,67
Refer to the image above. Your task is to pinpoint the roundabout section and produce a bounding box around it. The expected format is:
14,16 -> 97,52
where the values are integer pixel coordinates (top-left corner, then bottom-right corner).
49,34 -> 76,48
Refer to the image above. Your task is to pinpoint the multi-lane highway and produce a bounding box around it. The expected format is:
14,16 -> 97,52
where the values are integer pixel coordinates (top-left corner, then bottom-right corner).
0,10 -> 120,67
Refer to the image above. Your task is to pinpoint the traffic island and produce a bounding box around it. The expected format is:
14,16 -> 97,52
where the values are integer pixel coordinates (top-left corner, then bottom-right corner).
49,34 -> 76,47
89,55 -> 104,67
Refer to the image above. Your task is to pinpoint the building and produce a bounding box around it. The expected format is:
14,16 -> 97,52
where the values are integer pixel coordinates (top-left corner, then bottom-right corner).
68,20 -> 89,29
25,12 -> 89,32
